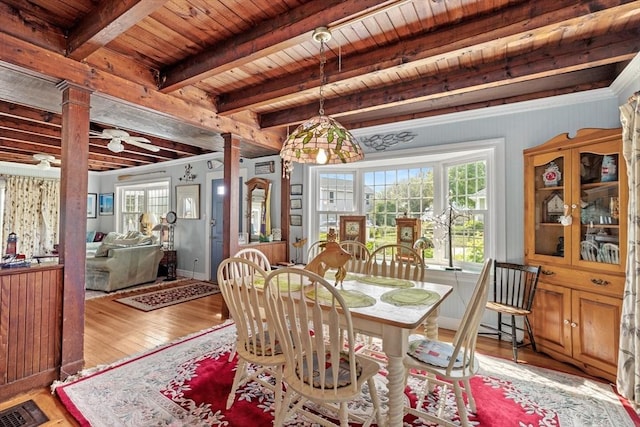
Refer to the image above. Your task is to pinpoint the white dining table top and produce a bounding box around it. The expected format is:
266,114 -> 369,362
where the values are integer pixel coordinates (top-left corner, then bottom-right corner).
335,273 -> 453,329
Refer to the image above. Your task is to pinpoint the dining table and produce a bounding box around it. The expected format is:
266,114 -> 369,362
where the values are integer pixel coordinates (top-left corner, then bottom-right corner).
325,272 -> 453,426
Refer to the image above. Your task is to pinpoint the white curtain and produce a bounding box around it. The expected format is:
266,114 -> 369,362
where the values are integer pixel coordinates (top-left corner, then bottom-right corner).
618,92 -> 640,405
2,175 -> 60,258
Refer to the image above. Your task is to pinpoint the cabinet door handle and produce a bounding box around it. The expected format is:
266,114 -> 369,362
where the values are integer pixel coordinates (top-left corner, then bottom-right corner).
541,269 -> 555,276
591,278 -> 610,286
570,322 -> 577,328
564,319 -> 570,325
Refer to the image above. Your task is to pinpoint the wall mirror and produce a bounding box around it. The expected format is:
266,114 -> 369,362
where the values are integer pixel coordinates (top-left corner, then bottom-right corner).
246,177 -> 271,242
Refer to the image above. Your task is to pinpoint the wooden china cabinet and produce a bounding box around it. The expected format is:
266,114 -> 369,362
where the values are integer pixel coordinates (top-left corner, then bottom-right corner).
525,128 -> 626,382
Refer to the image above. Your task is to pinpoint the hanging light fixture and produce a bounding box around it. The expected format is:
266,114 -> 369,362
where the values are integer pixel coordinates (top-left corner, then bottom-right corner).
280,27 -> 364,178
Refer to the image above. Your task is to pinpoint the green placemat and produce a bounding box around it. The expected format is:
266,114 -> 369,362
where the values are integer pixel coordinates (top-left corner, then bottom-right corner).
380,288 -> 440,307
356,275 -> 415,288
253,276 -> 303,292
305,288 -> 376,308
324,270 -> 358,282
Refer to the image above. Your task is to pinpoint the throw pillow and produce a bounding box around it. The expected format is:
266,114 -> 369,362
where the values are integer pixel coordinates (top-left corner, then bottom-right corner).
102,232 -> 124,244
93,232 -> 105,242
86,231 -> 96,243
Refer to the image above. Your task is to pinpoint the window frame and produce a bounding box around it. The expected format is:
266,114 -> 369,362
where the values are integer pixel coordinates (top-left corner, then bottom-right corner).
115,178 -> 171,233
307,138 -> 505,270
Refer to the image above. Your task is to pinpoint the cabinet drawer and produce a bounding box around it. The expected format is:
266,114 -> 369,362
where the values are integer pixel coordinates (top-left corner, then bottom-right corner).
537,264 -> 624,296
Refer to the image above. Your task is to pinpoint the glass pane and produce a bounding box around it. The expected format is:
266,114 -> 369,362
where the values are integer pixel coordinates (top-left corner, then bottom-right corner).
533,156 -> 566,257
579,152 -> 620,265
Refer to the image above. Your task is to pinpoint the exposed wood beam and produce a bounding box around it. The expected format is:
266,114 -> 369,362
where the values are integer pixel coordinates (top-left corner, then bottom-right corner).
67,0 -> 168,60
218,0 -> 638,115
260,29 -> 640,128
345,75 -> 614,130
159,0 -> 403,92
0,31 -> 282,150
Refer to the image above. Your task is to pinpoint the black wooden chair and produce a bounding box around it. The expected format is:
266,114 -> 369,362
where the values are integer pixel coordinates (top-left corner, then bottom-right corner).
483,261 -> 541,362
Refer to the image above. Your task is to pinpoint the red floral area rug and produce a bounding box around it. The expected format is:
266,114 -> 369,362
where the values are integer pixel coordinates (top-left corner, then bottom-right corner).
114,281 -> 219,311
53,322 -> 640,426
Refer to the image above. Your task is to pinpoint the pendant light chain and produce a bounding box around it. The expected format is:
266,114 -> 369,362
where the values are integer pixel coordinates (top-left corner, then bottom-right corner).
318,39 -> 326,116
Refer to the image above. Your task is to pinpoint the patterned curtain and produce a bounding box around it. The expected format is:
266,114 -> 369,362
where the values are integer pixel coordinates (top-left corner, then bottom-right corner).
618,92 -> 640,405
2,175 -> 60,258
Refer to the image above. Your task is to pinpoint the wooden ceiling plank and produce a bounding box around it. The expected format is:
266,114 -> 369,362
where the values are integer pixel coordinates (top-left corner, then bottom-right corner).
66,0 -> 168,60
260,29 -> 640,127
1,31 -> 282,150
159,0 -> 405,92
0,102 -> 62,126
0,2 -> 66,54
217,0 -> 636,114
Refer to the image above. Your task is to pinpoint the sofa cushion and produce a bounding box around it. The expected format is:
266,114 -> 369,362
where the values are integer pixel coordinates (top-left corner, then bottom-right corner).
94,243 -> 127,257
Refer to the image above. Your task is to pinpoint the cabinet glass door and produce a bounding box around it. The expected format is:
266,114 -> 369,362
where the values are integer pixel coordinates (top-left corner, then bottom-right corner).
528,151 -> 571,263
573,142 -> 624,269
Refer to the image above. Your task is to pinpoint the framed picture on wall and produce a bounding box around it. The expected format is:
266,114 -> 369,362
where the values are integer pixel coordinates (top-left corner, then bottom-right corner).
290,214 -> 302,227
99,193 -> 114,215
291,184 -> 303,195
176,184 -> 200,219
291,199 -> 302,209
87,193 -> 97,218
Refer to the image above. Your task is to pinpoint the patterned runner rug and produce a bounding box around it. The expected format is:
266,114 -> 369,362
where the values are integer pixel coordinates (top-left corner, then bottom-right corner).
114,281 -> 219,311
53,322 -> 640,426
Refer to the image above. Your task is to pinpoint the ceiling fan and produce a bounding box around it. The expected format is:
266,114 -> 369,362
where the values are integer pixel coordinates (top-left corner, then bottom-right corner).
33,153 -> 60,169
90,129 -> 160,153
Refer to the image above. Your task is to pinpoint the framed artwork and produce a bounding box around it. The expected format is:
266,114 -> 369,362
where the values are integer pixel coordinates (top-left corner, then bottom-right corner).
87,193 -> 97,218
99,193 -> 114,215
339,215 -> 366,243
176,184 -> 200,219
290,214 -> 302,227
291,198 -> 302,209
291,184 -> 303,196
255,160 -> 275,174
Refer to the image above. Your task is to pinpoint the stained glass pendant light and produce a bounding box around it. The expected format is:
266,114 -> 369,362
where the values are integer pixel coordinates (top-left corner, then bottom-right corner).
280,27 -> 364,178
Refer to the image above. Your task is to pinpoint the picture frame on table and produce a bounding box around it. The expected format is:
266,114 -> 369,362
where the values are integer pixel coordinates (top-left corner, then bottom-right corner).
290,214 -> 302,227
87,193 -> 97,218
291,198 -> 302,209
99,193 -> 114,215
176,184 -> 200,219
291,184 -> 303,196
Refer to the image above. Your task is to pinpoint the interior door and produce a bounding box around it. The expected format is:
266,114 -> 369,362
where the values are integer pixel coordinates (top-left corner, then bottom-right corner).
210,178 -> 243,281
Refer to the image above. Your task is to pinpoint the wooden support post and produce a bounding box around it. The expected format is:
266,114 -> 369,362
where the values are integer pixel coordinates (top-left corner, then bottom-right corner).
57,81 -> 91,378
221,133 -> 241,319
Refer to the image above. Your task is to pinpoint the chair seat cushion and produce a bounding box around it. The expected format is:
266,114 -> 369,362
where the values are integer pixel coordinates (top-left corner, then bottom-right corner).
297,351 -> 362,389
407,339 -> 463,368
246,331 -> 282,356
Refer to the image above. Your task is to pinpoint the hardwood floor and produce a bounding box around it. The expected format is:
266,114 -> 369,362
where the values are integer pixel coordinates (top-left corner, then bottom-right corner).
1,281 -> 599,426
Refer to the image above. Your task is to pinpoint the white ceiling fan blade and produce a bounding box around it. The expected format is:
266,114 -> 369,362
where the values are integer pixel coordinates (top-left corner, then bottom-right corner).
125,138 -> 160,152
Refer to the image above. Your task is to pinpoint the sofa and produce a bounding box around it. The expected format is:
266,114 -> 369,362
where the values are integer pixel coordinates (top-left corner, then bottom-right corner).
85,231 -> 163,292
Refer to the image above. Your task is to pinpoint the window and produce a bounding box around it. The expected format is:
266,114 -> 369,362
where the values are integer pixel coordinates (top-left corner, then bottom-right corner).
116,180 -> 170,233
309,140 -> 500,269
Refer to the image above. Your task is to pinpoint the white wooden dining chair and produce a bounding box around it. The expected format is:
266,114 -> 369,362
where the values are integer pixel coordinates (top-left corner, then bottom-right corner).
339,240 -> 370,274
234,247 -> 271,271
263,268 -> 383,427
307,240 -> 327,263
367,244 -> 425,281
216,257 -> 285,411
403,258 -> 492,427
